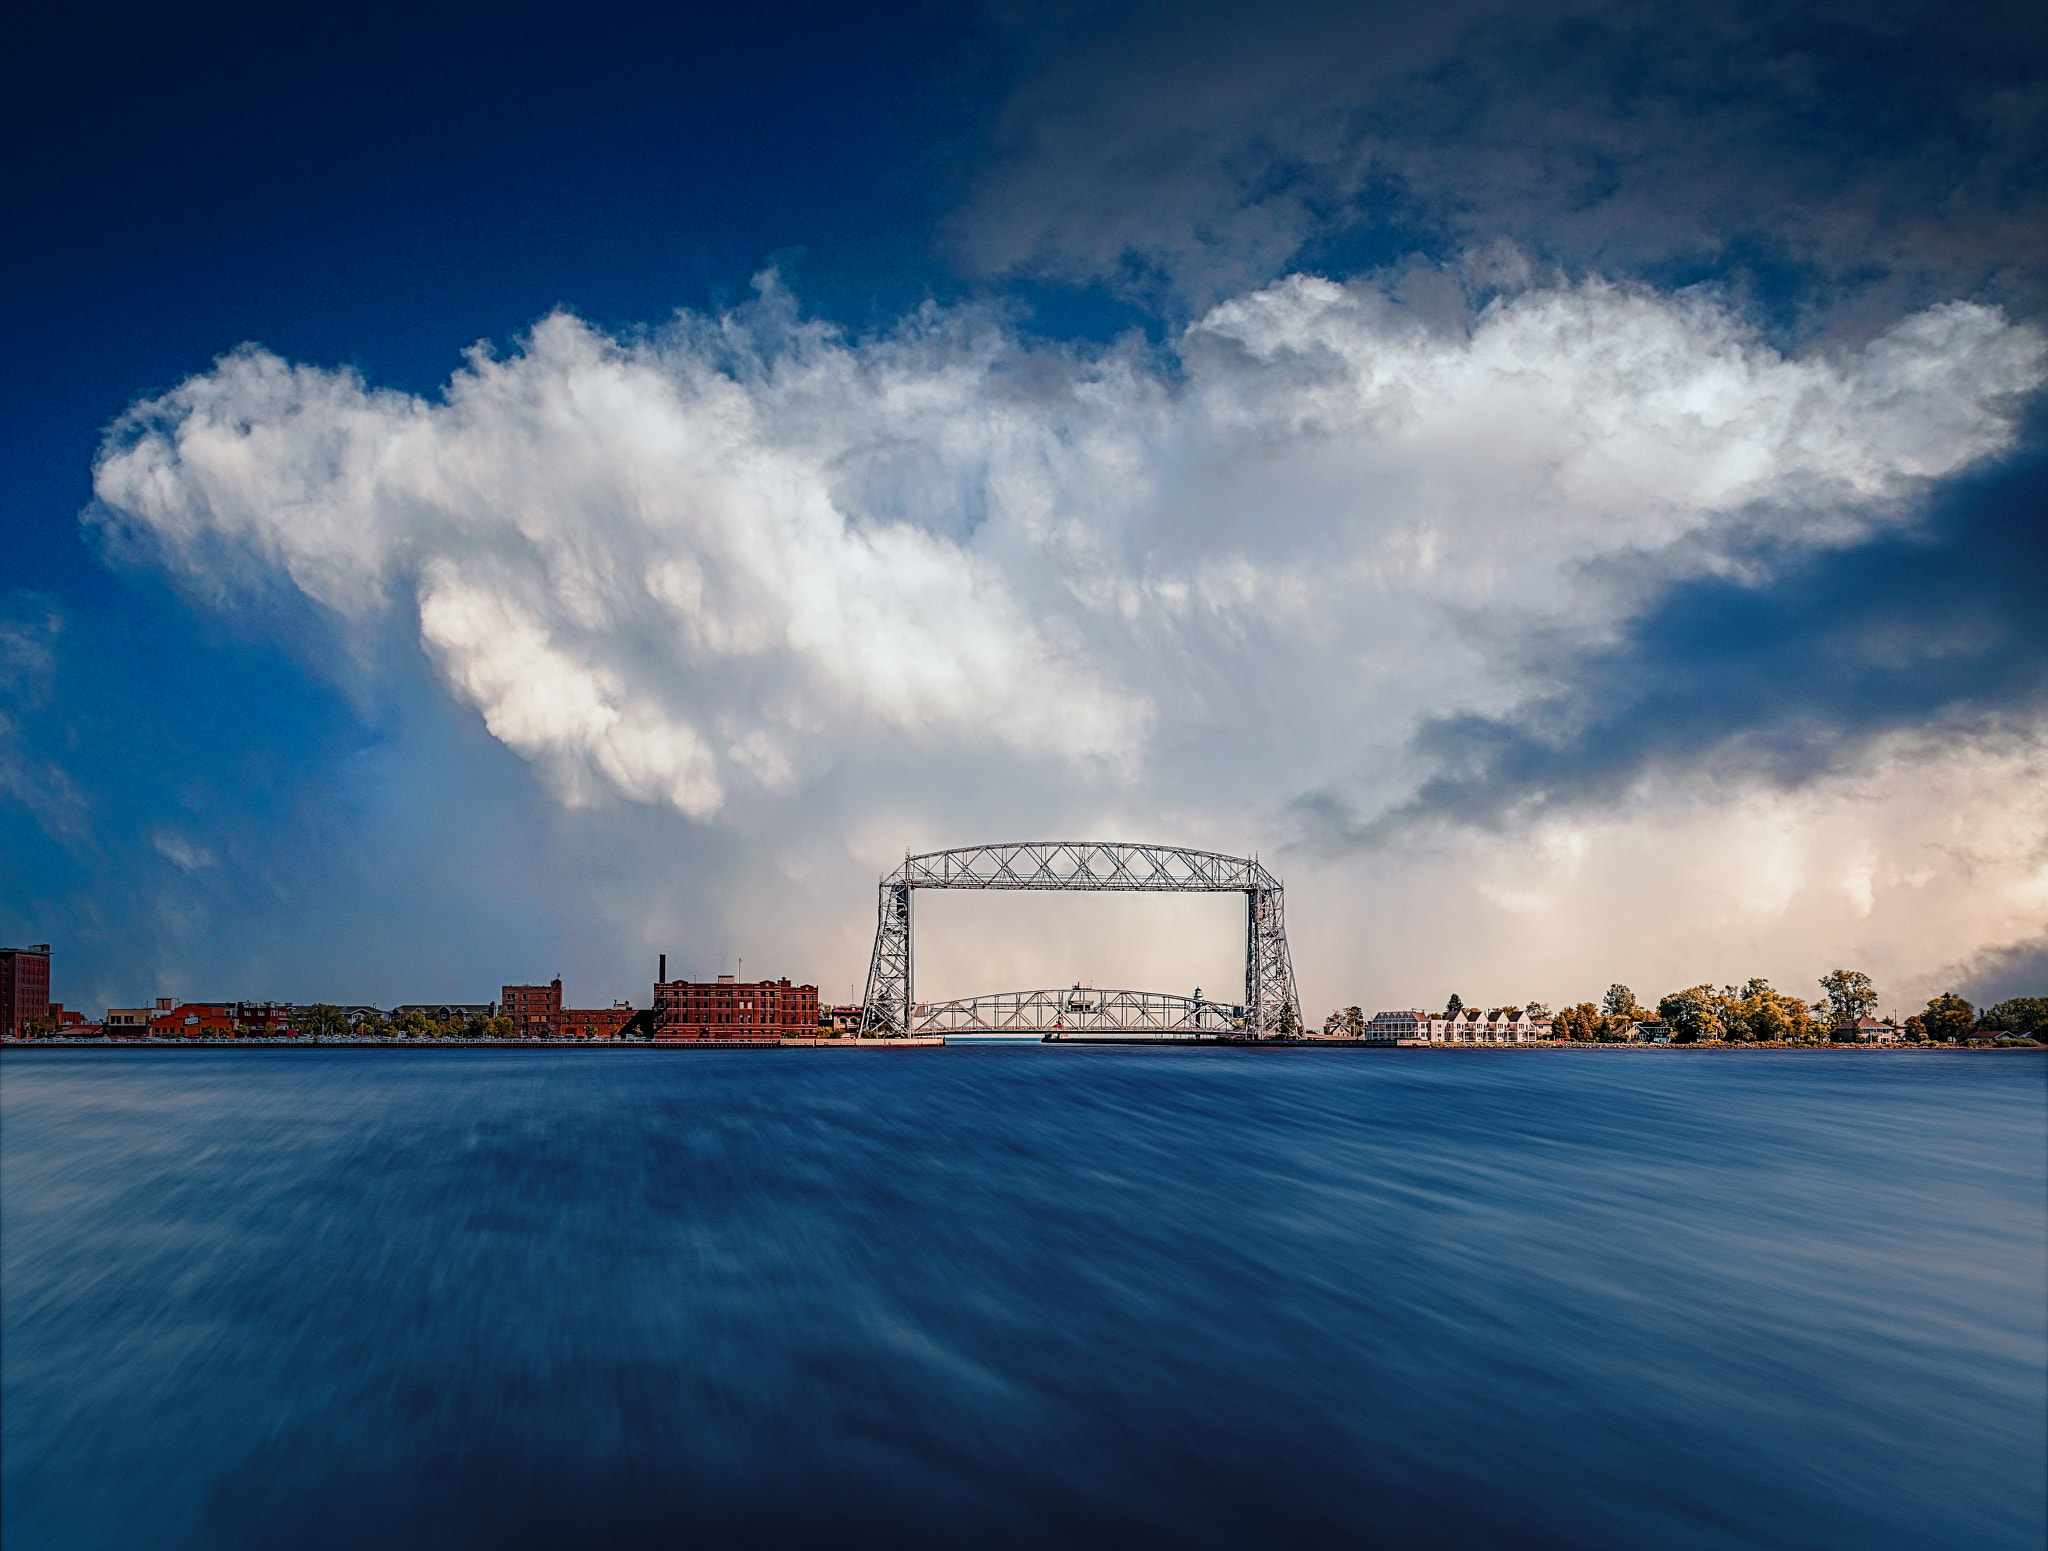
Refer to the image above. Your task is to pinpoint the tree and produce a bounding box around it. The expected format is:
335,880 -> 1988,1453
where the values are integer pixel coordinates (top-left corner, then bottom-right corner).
1979,997 -> 2048,1038
1819,969 -> 1878,1024
1718,978 -> 1816,1043
1555,1002 -> 1601,1041
1322,1006 -> 1366,1038
1445,993 -> 1464,1016
1273,1001 -> 1300,1038
1601,984 -> 1642,1019
1920,992 -> 1975,1042
295,1004 -> 347,1040
1658,987 -> 1722,1043
1524,1001 -> 1550,1019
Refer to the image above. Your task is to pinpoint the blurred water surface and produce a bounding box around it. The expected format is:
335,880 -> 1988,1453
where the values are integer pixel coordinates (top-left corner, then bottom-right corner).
3,1045 -> 2042,1549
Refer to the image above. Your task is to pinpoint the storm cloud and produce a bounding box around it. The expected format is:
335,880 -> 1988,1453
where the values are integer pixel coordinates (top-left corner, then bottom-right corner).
85,265 -> 2047,1009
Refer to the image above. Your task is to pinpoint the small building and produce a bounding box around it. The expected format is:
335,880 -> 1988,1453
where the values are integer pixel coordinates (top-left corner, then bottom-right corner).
1633,1022 -> 1673,1043
149,1003 -> 237,1037
653,974 -> 819,1042
1845,1017 -> 1902,1044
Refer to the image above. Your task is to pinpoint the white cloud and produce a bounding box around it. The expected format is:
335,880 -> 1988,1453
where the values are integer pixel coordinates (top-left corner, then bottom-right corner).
150,831 -> 216,873
87,270 -> 2047,1008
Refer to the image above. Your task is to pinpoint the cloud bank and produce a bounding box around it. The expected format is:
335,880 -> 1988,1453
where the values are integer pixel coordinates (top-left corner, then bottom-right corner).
87,267 -> 2048,1010
959,0 -> 2048,332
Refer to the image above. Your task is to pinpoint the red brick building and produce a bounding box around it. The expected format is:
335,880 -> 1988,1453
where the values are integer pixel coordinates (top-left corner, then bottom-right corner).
654,975 -> 819,1042
561,1005 -> 635,1039
501,979 -> 563,1037
149,1003 -> 237,1037
1,945 -> 52,1038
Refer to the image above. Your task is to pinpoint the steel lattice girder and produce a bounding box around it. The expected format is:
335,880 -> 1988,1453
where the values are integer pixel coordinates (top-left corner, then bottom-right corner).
910,987 -> 1243,1037
857,842 -> 1301,1037
888,841 -> 1279,893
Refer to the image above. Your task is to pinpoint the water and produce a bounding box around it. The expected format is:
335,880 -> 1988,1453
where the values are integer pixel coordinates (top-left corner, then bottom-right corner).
3,1046 -> 2042,1549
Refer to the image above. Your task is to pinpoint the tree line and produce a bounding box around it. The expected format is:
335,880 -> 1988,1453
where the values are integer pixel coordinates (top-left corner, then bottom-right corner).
1315,972 -> 2046,1044
1534,971 -> 2041,1044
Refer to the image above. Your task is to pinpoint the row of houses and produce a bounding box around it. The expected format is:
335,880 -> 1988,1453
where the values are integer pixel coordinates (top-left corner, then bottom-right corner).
1347,1008 -> 1910,1044
1355,1007 -> 1556,1043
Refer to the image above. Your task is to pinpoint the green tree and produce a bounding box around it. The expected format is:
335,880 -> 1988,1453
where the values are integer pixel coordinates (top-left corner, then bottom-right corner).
296,1004 -> 348,1040
1979,997 -> 2048,1038
1556,1002 -> 1601,1041
1819,969 -> 1879,1024
1445,993 -> 1464,1016
1344,1005 -> 1366,1038
1719,978 -> 1815,1043
1601,984 -> 1642,1019
1658,986 -> 1722,1043
1273,1000 -> 1300,1037
1920,992 -> 1975,1042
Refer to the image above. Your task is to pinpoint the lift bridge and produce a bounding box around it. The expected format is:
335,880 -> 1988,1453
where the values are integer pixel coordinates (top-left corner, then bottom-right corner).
857,842 -> 1301,1040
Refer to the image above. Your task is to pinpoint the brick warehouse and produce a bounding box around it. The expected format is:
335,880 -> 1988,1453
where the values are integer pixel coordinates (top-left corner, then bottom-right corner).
654,974 -> 819,1042
501,978 -> 564,1037
1,944 -> 53,1038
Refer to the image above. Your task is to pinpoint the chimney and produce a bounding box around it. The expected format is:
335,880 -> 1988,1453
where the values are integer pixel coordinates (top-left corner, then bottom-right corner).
659,953 -> 666,984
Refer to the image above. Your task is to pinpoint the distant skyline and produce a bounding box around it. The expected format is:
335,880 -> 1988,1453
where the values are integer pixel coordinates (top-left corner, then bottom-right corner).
5,0 -> 2044,1017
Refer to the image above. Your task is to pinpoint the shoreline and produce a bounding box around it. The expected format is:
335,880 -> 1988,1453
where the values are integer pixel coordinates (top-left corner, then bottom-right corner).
4,1037 -> 2035,1053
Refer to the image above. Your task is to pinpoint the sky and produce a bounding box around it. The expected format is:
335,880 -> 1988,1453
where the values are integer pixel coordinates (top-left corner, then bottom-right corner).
4,0 -> 2044,1020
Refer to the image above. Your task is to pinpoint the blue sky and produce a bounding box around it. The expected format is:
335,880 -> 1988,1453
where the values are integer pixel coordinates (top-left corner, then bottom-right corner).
5,0 -> 2044,1018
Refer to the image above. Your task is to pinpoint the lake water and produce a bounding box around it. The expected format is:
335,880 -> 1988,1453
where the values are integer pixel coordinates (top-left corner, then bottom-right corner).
3,1046 -> 2042,1549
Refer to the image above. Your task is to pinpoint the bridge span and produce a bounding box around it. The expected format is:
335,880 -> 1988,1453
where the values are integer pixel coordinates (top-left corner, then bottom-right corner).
909,986 -> 1242,1039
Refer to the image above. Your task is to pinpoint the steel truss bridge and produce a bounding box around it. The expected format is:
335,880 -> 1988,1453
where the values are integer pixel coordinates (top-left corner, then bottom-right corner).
857,841 -> 1301,1039
908,986 -> 1241,1038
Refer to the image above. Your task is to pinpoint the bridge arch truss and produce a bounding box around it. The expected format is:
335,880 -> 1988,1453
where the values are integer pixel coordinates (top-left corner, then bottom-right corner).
857,842 -> 1301,1038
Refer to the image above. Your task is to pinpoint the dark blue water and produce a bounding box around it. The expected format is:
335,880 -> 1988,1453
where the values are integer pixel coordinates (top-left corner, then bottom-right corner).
3,1046 -> 2042,1549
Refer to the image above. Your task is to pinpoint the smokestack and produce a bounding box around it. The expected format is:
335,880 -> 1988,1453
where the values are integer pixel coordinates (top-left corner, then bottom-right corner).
659,953 -> 666,984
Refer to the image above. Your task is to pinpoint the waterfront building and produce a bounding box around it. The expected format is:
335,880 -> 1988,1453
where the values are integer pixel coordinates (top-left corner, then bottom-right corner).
501,979 -> 563,1037
1,944 -> 52,1038
1845,1017 -> 1902,1044
149,1003 -> 237,1037
653,974 -> 819,1042
560,1003 -> 636,1039
1363,1007 -> 1549,1044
